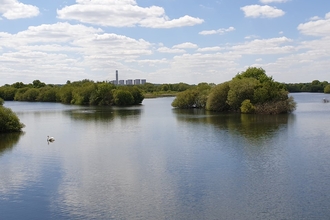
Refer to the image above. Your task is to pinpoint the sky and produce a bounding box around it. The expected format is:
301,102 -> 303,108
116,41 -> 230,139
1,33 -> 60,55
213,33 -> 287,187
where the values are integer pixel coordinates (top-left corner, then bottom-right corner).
0,0 -> 330,85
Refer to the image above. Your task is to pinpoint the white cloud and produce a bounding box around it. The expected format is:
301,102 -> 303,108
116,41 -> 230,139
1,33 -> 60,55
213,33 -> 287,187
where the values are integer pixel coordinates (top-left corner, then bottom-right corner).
173,42 -> 198,49
199,27 -> 235,35
157,47 -> 185,54
0,0 -> 39,19
231,37 -> 295,54
0,22 -> 155,83
57,0 -> 204,28
260,0 -> 289,4
197,46 -> 222,52
298,13 -> 330,37
241,5 -> 285,18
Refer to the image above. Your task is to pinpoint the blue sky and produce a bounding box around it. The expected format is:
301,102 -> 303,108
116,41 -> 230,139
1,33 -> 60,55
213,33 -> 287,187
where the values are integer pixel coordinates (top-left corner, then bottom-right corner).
1,0 -> 330,85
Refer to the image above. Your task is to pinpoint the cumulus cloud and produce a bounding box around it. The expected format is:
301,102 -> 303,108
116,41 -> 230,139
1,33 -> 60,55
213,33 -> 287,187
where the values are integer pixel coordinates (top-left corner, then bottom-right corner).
197,46 -> 222,52
172,42 -> 198,49
157,47 -> 185,54
0,22 -> 154,82
57,0 -> 204,28
241,5 -> 285,18
231,37 -> 295,54
199,27 -> 235,35
0,0 -> 39,19
298,12 -> 330,36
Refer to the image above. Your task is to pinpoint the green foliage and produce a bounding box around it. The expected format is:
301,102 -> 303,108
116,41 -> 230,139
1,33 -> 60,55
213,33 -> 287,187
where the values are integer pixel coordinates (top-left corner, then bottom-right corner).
37,86 -> 58,102
32,80 -> 46,88
325,85 -> 330,93
0,106 -> 25,132
114,90 -> 134,106
171,83 -> 212,109
240,99 -> 255,114
172,67 -> 296,114
0,98 -> 3,105
121,86 -> 144,105
206,82 -> 230,111
0,86 -> 17,100
171,89 -> 199,108
234,67 -> 272,83
71,83 -> 96,105
58,85 -> 73,104
22,88 -> 40,101
89,83 -> 115,105
285,80 -> 329,93
227,77 -> 259,111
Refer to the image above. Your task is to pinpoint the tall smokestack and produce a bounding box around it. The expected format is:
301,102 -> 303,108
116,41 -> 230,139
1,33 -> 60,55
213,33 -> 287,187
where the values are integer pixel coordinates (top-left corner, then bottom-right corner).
116,70 -> 118,85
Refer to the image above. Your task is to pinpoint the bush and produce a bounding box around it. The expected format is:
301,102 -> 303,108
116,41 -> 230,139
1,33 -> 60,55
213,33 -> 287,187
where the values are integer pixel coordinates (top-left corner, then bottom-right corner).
206,82 -> 230,111
171,89 -> 199,108
240,99 -> 255,113
0,106 -> 25,132
114,90 -> 134,106
325,85 -> 330,93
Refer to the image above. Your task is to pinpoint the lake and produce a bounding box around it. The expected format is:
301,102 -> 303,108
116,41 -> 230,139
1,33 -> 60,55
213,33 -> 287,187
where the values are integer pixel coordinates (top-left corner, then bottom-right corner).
1,93 -> 330,220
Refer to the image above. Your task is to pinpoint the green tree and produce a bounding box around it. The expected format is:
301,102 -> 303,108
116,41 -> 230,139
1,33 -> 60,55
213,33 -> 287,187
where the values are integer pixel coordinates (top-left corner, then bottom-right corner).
37,86 -> 58,102
171,89 -> 199,108
22,88 -> 39,101
32,80 -> 46,88
0,106 -> 25,132
58,84 -> 73,104
89,83 -> 115,105
114,90 -> 134,106
0,86 -> 17,100
206,82 -> 230,111
324,85 -> 330,93
227,77 -> 259,111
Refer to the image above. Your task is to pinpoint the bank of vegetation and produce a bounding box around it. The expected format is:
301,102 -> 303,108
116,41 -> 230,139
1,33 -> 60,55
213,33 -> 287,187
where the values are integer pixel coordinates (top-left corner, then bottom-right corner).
0,98 -> 25,133
0,79 -> 145,106
285,80 -> 330,93
172,67 -> 297,114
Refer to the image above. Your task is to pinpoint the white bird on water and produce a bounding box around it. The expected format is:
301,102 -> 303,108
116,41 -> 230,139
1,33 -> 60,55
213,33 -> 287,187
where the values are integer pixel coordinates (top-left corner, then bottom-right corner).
47,136 -> 55,142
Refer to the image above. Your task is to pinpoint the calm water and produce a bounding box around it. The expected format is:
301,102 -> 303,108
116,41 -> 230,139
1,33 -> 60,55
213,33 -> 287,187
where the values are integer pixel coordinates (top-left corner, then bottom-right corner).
1,93 -> 330,220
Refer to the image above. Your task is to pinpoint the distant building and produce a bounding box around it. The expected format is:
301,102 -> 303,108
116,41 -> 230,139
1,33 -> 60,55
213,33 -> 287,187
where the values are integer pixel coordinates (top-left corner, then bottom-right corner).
134,79 -> 141,85
110,70 -> 146,86
126,79 -> 133,85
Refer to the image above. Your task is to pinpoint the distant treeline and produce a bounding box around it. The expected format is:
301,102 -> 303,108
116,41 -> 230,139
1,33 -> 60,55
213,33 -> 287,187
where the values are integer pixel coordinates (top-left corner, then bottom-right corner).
0,79 -> 197,106
284,80 -> 330,93
0,79 -> 144,106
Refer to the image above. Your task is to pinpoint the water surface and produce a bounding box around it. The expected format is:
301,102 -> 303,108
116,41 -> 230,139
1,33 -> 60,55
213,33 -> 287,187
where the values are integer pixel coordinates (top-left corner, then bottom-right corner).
1,93 -> 330,219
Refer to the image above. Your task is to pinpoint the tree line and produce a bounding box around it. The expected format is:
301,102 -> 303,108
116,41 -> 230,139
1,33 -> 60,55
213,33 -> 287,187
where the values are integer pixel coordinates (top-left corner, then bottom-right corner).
0,79 -> 145,106
172,67 -> 297,114
285,80 -> 330,93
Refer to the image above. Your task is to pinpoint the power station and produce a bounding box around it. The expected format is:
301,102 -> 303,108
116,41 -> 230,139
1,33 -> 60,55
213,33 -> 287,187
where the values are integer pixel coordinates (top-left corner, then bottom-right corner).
111,70 -> 146,85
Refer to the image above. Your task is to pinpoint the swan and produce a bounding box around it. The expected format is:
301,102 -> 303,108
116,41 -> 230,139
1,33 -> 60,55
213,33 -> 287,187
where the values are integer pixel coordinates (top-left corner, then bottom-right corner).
47,136 -> 55,142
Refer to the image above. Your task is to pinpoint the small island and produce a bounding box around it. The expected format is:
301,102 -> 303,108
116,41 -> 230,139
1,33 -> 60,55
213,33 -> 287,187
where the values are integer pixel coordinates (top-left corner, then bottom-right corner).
172,67 -> 297,114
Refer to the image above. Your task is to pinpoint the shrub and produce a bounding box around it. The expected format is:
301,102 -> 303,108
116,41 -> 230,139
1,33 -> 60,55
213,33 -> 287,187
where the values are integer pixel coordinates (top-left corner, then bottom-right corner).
0,106 -> 25,132
114,90 -> 134,106
240,99 -> 255,113
325,85 -> 330,93
206,82 -> 230,111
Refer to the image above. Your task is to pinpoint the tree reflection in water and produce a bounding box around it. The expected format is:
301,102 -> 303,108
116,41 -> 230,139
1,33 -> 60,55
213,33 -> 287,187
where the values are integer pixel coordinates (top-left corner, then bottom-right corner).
0,132 -> 24,156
